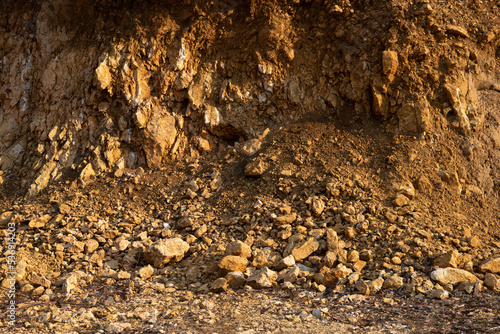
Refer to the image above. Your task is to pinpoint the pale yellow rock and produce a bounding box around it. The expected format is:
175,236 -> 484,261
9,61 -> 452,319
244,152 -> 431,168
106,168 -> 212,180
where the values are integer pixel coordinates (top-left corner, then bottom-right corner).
144,238 -> 190,267
479,257 -> 500,274
430,268 -> 478,285
224,240 -> 252,259
219,255 -> 248,274
291,237 -> 319,261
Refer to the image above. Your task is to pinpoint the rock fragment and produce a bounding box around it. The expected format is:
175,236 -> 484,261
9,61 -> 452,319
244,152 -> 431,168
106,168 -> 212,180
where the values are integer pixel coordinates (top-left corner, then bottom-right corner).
247,267 -> 278,289
29,214 -> 51,228
272,213 -> 297,225
428,289 -> 449,300
244,159 -> 267,177
226,271 -> 246,289
210,278 -> 228,292
84,239 -> 100,254
484,273 -> 500,291
224,240 -> 252,258
275,255 -> 296,270
239,138 -> 262,157
446,25 -> 469,38
219,256 -> 248,274
430,268 -> 477,285
434,250 -> 460,268
383,274 -> 404,290
138,265 -> 154,280
143,238 -> 189,267
479,257 -> 500,274
311,197 -> 325,216
291,237 -> 319,261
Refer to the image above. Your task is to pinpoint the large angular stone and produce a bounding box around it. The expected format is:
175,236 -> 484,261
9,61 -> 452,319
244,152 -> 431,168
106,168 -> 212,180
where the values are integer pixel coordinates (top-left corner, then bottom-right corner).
218,255 -> 248,275
430,268 -> 477,285
272,213 -> 297,226
383,274 -> 403,290
225,271 -> 246,289
29,214 -> 51,228
224,240 -> 252,259
484,273 -> 500,291
247,267 -> 277,289
291,237 -> 319,261
244,159 -> 267,177
479,257 -> 500,274
434,250 -> 460,268
143,238 -> 189,268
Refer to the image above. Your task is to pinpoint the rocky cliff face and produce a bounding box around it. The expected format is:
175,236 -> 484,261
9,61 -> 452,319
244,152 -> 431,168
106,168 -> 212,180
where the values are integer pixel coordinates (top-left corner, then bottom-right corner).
1,0 -> 500,196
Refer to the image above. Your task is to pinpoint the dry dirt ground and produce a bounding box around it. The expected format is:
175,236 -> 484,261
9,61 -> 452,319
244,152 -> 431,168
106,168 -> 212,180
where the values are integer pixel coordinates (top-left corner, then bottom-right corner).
2,99 -> 500,333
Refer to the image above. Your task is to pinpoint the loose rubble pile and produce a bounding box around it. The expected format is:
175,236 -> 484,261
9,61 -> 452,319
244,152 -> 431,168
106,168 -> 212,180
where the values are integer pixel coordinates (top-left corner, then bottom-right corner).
1,114 -> 500,331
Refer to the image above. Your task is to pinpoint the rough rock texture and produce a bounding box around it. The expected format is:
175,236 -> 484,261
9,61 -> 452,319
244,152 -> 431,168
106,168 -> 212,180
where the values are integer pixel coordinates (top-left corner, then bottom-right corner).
430,268 -> 478,285
479,258 -> 500,274
143,238 -> 189,267
2,0 -> 500,197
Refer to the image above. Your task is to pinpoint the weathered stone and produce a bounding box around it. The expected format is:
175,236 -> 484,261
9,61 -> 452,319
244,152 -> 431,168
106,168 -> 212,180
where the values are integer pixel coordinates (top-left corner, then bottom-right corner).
225,271 -> 246,289
312,197 -> 325,216
392,194 -> 409,207
382,50 -> 398,77
210,278 -> 228,293
428,289 -> 449,300
397,180 -> 415,199
291,237 -> 319,261
484,273 -> 500,291
32,286 -> 45,295
68,241 -> 85,254
84,239 -> 99,254
283,265 -> 301,283
29,214 -> 51,228
244,159 -> 267,177
31,273 -> 51,289
59,203 -> 71,214
456,280 -> 475,294
430,268 -> 478,285
479,257 -> 500,274
62,275 -> 78,293
239,139 -> 262,157
272,213 -> 297,225
138,265 -> 154,280
79,163 -> 95,185
323,251 -> 337,268
247,267 -> 277,289
383,274 -> 404,290
434,250 -> 460,268
219,255 -> 248,274
347,250 -> 359,263
326,228 -> 343,253
224,240 -> 252,259
468,236 -> 482,248
356,281 -> 370,295
369,277 -> 384,294
116,271 -> 131,280
275,255 -> 295,270
352,260 -> 366,273
105,322 -> 132,333
446,25 -> 470,38
143,238 -> 190,267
